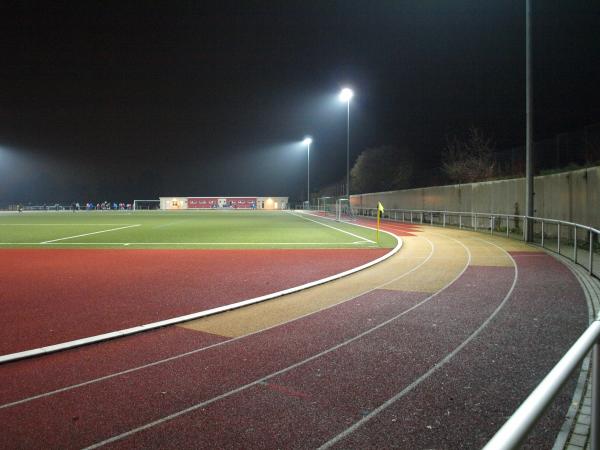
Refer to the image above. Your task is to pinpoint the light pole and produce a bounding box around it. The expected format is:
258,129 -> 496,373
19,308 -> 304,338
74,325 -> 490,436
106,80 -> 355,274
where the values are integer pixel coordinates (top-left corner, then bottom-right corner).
302,137 -> 312,207
525,0 -> 534,242
339,87 -> 354,199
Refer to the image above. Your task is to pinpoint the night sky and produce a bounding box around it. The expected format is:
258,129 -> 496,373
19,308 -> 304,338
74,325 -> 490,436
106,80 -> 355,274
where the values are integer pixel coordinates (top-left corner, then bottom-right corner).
2,1 -> 599,205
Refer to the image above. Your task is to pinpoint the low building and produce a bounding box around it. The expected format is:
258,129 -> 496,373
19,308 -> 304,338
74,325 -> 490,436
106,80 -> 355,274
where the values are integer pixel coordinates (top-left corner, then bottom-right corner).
159,196 -> 288,210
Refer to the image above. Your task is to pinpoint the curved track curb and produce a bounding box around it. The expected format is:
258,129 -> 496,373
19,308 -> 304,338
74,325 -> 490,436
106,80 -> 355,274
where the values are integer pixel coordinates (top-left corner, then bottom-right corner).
0,217 -> 401,364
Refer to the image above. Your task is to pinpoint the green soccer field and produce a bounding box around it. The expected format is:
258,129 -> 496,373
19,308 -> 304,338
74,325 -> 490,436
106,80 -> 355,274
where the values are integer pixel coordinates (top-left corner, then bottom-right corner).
0,210 -> 397,249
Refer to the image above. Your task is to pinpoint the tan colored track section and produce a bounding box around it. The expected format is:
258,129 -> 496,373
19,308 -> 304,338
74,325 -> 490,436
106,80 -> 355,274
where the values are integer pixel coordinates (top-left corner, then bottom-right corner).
179,225 -> 529,338
383,233 -> 468,293
180,235 -> 433,337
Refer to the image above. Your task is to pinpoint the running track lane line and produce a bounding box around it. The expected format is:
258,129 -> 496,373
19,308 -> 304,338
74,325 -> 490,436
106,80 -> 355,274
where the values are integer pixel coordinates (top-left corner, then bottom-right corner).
0,236 -> 434,410
39,224 -> 141,244
319,235 -> 519,449
0,223 -> 399,363
81,235 -> 468,449
289,211 -> 376,243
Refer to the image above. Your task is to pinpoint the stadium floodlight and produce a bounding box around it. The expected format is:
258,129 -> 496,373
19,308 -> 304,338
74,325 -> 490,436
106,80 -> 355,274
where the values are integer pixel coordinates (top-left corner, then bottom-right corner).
338,87 -> 354,199
302,137 -> 312,208
338,87 -> 354,102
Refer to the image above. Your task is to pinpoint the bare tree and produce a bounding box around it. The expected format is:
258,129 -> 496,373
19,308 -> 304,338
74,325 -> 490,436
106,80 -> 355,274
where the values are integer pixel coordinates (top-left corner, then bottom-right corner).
350,145 -> 413,194
442,127 -> 497,183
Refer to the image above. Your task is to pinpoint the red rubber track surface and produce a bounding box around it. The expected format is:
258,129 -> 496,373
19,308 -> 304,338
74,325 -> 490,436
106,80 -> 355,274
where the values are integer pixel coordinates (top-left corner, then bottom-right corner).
0,248 -> 387,355
0,252 -> 587,449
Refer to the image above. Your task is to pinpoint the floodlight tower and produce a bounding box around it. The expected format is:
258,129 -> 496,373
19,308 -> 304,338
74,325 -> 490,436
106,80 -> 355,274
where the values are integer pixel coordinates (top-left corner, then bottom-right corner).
339,87 -> 354,199
302,137 -> 312,207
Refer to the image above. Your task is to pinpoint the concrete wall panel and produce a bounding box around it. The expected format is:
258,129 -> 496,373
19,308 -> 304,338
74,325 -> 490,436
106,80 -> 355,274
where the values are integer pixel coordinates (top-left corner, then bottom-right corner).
351,166 -> 600,229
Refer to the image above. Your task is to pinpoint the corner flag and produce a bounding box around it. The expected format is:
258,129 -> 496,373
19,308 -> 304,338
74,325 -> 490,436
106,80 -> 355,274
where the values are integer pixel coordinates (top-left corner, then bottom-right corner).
377,202 -> 384,242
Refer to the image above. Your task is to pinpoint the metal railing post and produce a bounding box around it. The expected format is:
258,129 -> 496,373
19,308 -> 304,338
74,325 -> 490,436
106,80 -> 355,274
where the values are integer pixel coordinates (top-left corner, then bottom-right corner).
410,211 -> 413,223
590,230 -> 594,275
430,213 -> 433,225
490,216 -> 494,235
420,212 -> 423,224
506,216 -> 510,238
475,213 -> 478,232
459,214 -> 462,229
557,223 -> 561,254
523,217 -> 527,241
592,342 -> 600,449
443,212 -> 446,227
574,227 -> 578,263
541,220 -> 545,248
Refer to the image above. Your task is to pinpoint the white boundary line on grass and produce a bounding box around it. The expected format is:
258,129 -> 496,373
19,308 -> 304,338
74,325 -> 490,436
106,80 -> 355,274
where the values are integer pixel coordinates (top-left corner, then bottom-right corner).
0,222 -> 400,364
0,223 -> 134,226
288,211 -> 376,243
39,224 -> 141,244
0,241 -> 371,246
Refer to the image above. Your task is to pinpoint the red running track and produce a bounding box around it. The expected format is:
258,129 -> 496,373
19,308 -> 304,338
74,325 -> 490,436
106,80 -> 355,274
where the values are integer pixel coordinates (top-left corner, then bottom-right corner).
0,248 -> 387,355
0,251 -> 587,449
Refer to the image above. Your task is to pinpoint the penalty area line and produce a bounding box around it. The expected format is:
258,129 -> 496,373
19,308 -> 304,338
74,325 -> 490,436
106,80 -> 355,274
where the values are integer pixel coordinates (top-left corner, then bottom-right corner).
40,224 -> 141,244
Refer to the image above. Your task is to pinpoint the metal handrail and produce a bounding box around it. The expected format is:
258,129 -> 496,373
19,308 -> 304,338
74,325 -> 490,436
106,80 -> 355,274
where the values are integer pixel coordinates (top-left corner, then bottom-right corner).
353,207 -> 598,277
351,207 -> 600,447
484,319 -> 600,450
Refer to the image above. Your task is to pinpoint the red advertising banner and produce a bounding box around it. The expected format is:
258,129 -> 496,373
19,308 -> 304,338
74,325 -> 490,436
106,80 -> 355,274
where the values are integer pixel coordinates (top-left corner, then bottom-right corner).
188,197 -> 257,209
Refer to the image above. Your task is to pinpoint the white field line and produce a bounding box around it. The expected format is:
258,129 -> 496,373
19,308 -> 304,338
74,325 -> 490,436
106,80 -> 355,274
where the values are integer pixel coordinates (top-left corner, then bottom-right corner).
0,225 -> 400,364
39,225 -> 141,244
0,223 -> 133,226
0,241 -> 370,246
0,236 -> 434,410
289,211 -> 375,243
82,235 -> 466,449
319,236 -> 519,449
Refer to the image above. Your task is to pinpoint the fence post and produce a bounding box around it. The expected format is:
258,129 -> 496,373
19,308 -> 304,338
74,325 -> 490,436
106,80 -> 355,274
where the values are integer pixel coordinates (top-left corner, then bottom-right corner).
574,227 -> 578,263
410,211 -> 413,223
523,218 -> 527,241
541,221 -> 545,248
459,214 -> 462,229
490,216 -> 493,235
506,216 -> 510,238
430,213 -> 433,225
557,223 -> 561,254
421,212 -> 423,224
443,212 -> 446,227
475,214 -> 478,232
590,230 -> 594,275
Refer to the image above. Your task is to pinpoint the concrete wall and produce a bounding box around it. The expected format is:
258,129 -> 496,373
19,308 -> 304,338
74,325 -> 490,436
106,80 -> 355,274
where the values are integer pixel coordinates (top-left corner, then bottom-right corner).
351,166 -> 600,229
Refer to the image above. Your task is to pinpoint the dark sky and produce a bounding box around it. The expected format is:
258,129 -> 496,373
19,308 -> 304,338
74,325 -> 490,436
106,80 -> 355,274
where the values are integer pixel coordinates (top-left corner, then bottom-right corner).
1,1 -> 599,204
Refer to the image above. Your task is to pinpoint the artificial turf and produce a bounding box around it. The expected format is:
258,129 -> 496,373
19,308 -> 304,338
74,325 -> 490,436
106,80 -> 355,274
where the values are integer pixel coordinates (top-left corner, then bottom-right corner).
0,210 -> 397,249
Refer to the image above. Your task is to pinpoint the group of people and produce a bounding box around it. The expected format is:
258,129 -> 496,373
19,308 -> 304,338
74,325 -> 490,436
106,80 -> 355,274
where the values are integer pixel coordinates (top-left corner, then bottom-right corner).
71,202 -> 132,211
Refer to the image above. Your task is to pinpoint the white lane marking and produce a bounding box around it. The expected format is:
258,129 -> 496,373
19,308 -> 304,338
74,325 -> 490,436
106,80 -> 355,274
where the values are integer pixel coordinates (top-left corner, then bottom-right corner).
39,225 -> 141,244
319,237 -> 518,449
0,227 -> 400,364
82,237 -> 468,449
290,212 -> 375,243
0,235 -> 436,410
